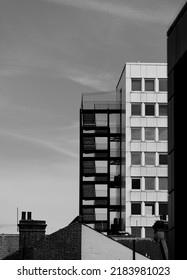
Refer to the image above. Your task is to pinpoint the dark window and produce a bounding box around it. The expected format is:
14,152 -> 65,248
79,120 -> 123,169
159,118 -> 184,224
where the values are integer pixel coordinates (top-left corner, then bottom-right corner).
145,79 -> 155,91
145,104 -> 155,116
145,203 -> 155,215
131,203 -> 141,215
132,79 -> 141,91
159,154 -> 168,165
159,78 -> 167,92
132,178 -> 141,190
131,152 -> 141,165
145,227 -> 154,238
159,203 -> 168,215
131,128 -> 141,140
132,104 -> 141,116
159,128 -> 167,141
131,227 -> 141,237
145,177 -> 155,190
159,177 -> 168,190
159,104 -> 167,116
145,127 -> 155,141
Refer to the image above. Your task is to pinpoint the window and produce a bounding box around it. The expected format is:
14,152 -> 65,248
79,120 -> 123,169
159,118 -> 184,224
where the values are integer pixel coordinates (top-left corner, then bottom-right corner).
159,128 -> 167,141
145,152 -> 155,165
131,128 -> 141,141
159,203 -> 168,216
145,79 -> 155,91
131,203 -> 141,215
145,202 -> 155,215
145,227 -> 154,238
145,127 -> 155,141
145,177 -> 155,190
132,79 -> 141,91
145,104 -> 155,116
159,104 -> 167,116
131,227 -> 141,237
159,177 -> 168,190
159,153 -> 168,165
132,178 -> 141,190
159,78 -> 167,92
131,152 -> 141,165
131,104 -> 141,116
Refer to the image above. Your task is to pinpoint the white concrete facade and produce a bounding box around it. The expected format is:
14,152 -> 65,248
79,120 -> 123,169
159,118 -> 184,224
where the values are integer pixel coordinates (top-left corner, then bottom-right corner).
116,63 -> 168,238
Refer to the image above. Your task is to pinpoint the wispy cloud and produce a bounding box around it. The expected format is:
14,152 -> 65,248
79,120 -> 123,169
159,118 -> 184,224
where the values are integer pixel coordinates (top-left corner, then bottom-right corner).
64,68 -> 116,91
43,0 -> 174,25
0,130 -> 78,159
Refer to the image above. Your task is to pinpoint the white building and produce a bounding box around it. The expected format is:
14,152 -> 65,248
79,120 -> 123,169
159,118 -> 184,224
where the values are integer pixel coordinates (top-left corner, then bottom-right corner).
116,63 -> 168,238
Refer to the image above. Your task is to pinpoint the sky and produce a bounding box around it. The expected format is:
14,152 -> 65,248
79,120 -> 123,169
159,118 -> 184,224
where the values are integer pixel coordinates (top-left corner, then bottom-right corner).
0,0 -> 186,234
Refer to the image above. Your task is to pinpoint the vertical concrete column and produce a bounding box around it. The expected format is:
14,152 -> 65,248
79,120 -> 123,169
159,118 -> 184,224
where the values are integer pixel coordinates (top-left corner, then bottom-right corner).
155,202 -> 159,217
141,202 -> 145,216
142,227 -> 145,238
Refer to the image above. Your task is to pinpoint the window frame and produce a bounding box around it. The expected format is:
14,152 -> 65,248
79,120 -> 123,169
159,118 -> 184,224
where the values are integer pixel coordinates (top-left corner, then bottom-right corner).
145,152 -> 155,166
145,78 -> 155,92
131,127 -> 142,141
131,78 -> 142,92
131,103 -> 142,116
131,178 -> 141,190
145,202 -> 155,216
145,127 -> 155,141
159,78 -> 167,92
145,177 -> 155,191
145,103 -> 155,116
158,127 -> 168,141
159,104 -> 168,116
131,152 -> 142,166
159,153 -> 168,165
158,177 -> 168,190
131,202 -> 141,215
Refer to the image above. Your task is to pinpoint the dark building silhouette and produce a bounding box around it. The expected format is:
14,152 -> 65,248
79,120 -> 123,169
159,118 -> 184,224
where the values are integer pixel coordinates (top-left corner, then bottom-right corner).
167,1 -> 187,260
3,216 -> 167,260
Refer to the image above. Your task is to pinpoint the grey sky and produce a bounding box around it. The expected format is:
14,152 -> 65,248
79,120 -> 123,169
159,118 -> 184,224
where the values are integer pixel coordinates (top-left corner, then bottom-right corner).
0,0 -> 186,233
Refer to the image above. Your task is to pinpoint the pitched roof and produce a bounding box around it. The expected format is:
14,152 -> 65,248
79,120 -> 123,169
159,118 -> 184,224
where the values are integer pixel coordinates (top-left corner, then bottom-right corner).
115,238 -> 165,260
0,234 -> 19,259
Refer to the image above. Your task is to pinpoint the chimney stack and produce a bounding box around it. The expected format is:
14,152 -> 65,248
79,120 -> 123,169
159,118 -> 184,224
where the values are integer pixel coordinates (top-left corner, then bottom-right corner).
18,211 -> 47,249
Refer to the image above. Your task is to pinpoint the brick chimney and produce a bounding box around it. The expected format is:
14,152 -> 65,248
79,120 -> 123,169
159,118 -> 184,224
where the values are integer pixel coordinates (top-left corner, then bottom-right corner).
18,211 -> 47,249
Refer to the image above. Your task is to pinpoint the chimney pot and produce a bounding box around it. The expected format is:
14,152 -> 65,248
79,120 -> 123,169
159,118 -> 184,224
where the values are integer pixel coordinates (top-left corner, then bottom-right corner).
27,212 -> 32,220
21,212 -> 26,220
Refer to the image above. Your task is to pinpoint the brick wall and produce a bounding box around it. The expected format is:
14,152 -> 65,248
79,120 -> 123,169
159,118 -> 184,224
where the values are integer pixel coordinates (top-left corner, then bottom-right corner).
32,222 -> 81,260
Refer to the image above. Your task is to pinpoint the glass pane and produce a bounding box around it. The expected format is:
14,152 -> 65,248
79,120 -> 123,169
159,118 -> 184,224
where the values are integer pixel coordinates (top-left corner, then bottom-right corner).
131,128 -> 141,140
145,104 -> 155,116
159,154 -> 168,165
145,177 -> 155,190
145,227 -> 154,238
131,227 -> 141,237
132,79 -> 141,91
145,152 -> 155,165
131,153 -> 141,165
159,178 -> 168,190
159,128 -> 167,140
159,104 -> 167,116
145,128 -> 155,140
132,178 -> 141,189
145,79 -> 155,91
131,203 -> 141,215
132,104 -> 141,116
159,79 -> 167,91
159,203 -> 168,215
145,203 -> 155,215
